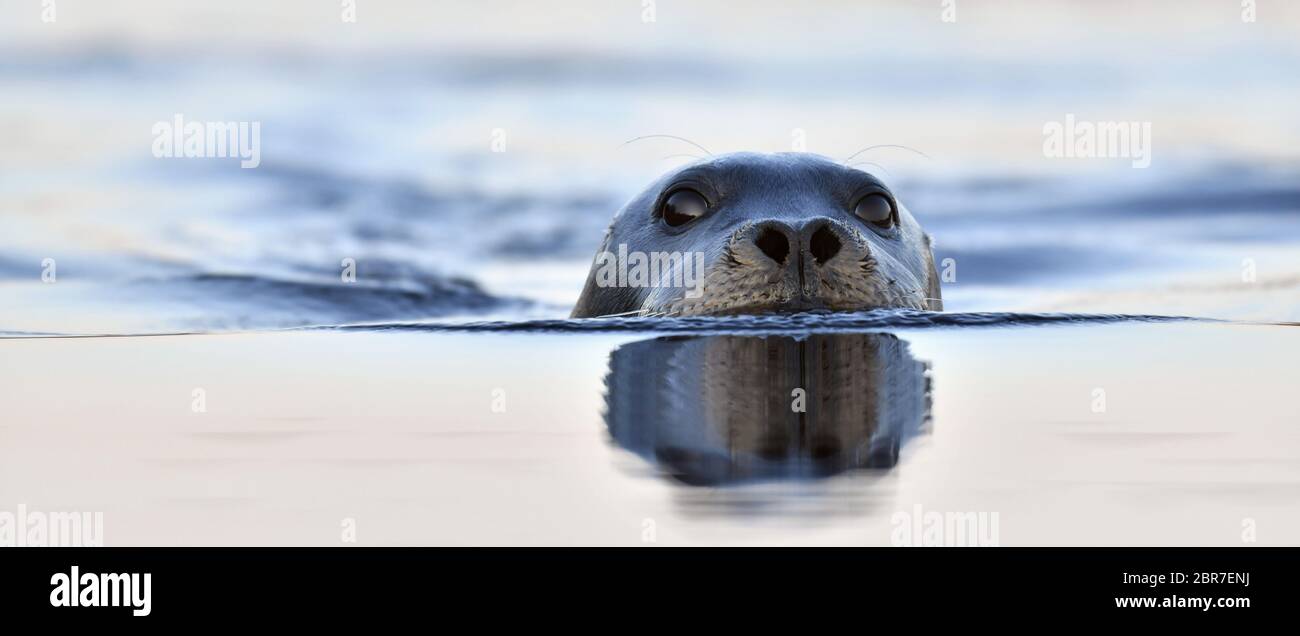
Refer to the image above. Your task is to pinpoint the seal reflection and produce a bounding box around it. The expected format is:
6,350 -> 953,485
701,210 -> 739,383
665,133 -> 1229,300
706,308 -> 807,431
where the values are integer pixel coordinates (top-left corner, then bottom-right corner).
604,333 -> 932,486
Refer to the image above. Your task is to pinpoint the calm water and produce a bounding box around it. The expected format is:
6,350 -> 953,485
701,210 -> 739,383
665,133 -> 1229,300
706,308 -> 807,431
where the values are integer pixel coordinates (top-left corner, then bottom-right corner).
2,320 -> 1297,545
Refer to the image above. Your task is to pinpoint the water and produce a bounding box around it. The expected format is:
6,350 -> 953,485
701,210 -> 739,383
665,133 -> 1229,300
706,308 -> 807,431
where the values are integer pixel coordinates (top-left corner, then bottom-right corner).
2,321 -> 1296,545
1,1 -> 1299,545
3,1 -> 1300,333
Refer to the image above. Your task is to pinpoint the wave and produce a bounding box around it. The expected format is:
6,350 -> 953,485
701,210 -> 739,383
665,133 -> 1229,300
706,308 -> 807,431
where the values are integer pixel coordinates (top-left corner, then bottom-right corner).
111,272 -> 532,332
1,310 -> 1219,339
311,309 -> 1213,335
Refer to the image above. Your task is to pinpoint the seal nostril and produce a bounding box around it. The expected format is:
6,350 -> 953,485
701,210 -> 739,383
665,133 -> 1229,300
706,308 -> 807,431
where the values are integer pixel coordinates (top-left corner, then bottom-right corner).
754,227 -> 790,264
809,225 -> 842,265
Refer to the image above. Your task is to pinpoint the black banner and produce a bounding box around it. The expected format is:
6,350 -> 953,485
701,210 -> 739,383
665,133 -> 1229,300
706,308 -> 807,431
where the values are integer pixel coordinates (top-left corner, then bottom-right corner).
0,547 -> 1286,620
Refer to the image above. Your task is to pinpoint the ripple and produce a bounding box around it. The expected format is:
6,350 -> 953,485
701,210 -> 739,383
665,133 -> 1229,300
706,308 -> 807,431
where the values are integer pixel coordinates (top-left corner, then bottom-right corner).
319,309 -> 1212,335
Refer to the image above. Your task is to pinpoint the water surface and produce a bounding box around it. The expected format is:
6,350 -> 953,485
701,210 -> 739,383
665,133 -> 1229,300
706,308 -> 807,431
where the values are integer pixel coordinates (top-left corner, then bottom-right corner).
2,319 -> 1295,545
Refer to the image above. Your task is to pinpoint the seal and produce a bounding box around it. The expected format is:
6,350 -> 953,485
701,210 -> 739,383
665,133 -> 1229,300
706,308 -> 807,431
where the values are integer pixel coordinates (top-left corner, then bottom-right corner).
572,152 -> 942,317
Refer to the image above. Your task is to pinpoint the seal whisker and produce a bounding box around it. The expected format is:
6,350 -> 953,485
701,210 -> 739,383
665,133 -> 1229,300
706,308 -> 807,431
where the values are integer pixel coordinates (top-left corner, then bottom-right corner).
846,160 -> 893,178
591,309 -> 650,319
622,134 -> 714,157
843,144 -> 930,163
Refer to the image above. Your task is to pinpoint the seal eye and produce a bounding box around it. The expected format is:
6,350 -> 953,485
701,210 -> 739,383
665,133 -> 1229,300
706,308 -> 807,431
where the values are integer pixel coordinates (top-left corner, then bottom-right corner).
853,193 -> 895,228
661,189 -> 709,227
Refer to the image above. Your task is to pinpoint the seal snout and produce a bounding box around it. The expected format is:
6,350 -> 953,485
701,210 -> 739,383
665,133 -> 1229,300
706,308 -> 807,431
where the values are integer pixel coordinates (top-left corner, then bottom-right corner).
746,218 -> 853,270
730,217 -> 862,307
753,224 -> 792,265
752,219 -> 847,269
748,219 -> 848,266
804,219 -> 844,265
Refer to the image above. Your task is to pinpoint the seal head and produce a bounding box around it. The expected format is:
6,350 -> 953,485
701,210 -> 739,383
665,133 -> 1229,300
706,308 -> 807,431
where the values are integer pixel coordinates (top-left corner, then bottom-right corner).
572,152 -> 942,318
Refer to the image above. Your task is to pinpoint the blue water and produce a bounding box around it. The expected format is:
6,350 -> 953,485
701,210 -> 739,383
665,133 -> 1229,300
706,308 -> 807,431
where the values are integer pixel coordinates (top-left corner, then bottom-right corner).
2,2 -> 1299,334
